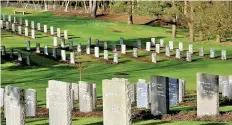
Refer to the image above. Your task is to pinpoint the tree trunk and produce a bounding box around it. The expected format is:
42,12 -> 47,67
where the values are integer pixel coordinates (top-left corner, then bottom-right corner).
172,16 -> 177,40
90,0 -> 97,18
65,0 -> 69,12
188,22 -> 194,42
128,1 -> 133,24
89,0 -> 92,14
216,34 -> 221,43
199,30 -> 203,41
44,0 -> 48,11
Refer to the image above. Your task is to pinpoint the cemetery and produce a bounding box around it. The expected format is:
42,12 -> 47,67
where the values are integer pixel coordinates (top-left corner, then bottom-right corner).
1,1 -> 232,125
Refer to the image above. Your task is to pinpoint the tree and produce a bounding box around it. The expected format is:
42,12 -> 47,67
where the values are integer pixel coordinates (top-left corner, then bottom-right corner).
89,0 -> 97,18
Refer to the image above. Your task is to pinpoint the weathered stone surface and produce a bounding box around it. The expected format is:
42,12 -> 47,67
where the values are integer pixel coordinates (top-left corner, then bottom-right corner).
31,21 -> 34,29
25,89 -> 36,116
179,79 -> 186,103
17,50 -> 23,62
199,47 -> 204,57
86,45 -> 90,54
189,44 -> 193,54
220,76 -> 231,98
113,53 -> 118,64
36,43 -> 40,53
151,37 -> 156,46
57,28 -> 60,37
61,37 -> 65,48
79,81 -> 93,112
137,40 -> 141,49
150,76 -> 169,116
156,44 -> 160,53
169,41 -> 174,50
104,41 -> 108,50
25,19 -> 28,27
210,48 -> 215,58
61,50 -> 66,61
228,76 -> 232,100
102,78 -> 131,125
71,83 -> 79,100
146,42 -> 151,51
179,42 -> 183,51
5,86 -> 25,125
46,88 -> 49,109
104,50 -> 108,60
169,78 -> 179,107
0,88 -> 4,107
50,26 -> 54,35
48,80 -> 72,125
70,52 -> 75,64
165,46 -> 170,57
130,84 -> 136,103
8,15 -> 11,22
112,44 -> 117,52
44,25 -> 47,33
52,48 -> 57,58
197,73 -> 219,117
64,30 -> 68,39
37,23 -> 40,31
136,79 -> 149,109
186,51 -> 191,62
152,53 -> 157,63
24,27 -> 28,36
92,84 -> 97,110
31,29 -> 35,39
44,45 -> 48,55
0,20 -> 3,29
18,25 -> 22,34
13,16 -> 17,23
19,18 -> 22,25
1,46 -> 6,56
94,47 -> 99,58
11,23 -> 15,32
133,48 -> 138,57
221,50 -> 227,60
5,21 -> 10,30
121,44 -> 126,54
77,43 -> 82,53
175,49 -> 180,59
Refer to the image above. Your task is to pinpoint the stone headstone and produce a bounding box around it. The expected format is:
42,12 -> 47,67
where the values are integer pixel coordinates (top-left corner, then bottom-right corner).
228,76 -> 232,100
79,81 -> 93,112
57,28 -> 61,37
156,44 -> 160,53
86,45 -> 90,54
165,46 -> 170,57
8,15 -> 11,22
64,30 -> 68,39
18,50 -> 23,62
137,40 -> 141,49
169,78 -> 179,106
136,79 -> 149,109
220,76 -> 231,99
94,47 -> 99,58
44,45 -> 48,55
31,29 -> 35,39
113,53 -> 118,64
71,83 -> 79,100
88,37 -> 91,46
0,20 -> 3,29
26,54 -> 31,65
77,43 -> 82,53
112,44 -> 117,52
25,27 -> 28,36
52,48 -> 57,58
121,44 -> 126,54
104,41 -> 108,50
13,16 -> 17,23
133,48 -> 138,57
25,19 -> 28,27
102,78 -> 131,125
95,39 -> 99,47
53,37 -> 58,47
1,46 -> 6,56
92,84 -> 97,110
19,18 -> 22,25
179,42 -> 183,51
197,73 -> 219,117
179,79 -> 186,103
31,21 -> 34,29
70,52 -> 75,64
36,43 -> 40,53
152,53 -> 157,63
11,23 -> 15,32
160,39 -> 164,47
25,89 -> 36,116
186,51 -> 191,62
48,80 -> 72,125
37,23 -> 41,31
189,44 -> 193,54
44,25 -> 47,33
61,37 -> 65,48
199,47 -> 204,57
2,14 -> 6,21
61,50 -> 66,61
146,42 -> 151,51
0,88 -> 4,107
210,48 -> 215,58
18,25 -> 22,34
69,40 -> 73,51
130,84 -> 136,103
221,50 -> 226,60
104,50 -> 108,60
150,75 -> 169,115
50,26 -> 54,35
176,49 -> 181,59
6,21 -> 9,30
151,37 -> 156,46
169,41 -> 174,50
9,48 -> 14,60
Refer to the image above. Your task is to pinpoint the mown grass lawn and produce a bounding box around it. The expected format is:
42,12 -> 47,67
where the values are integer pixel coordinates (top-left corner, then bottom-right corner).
1,7 -> 232,125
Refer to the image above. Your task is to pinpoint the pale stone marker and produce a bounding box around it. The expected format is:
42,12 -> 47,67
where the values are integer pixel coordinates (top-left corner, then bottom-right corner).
11,23 -> 15,32
94,47 -> 99,58
25,19 -> 28,27
189,44 -> 193,54
19,18 -> 22,25
37,23 -> 41,31
104,50 -> 108,60
151,37 -> 156,46
0,20 -> 3,29
197,73 -> 219,117
18,25 -> 22,34
57,28 -> 61,37
221,76 -> 231,98
6,21 -> 9,30
53,37 -> 58,47
169,41 -> 174,50
50,26 -> 54,35
156,44 -> 160,53
146,42 -> 151,51
1,46 -> 6,56
179,79 -> 186,103
13,16 -> 17,23
2,14 -> 6,21
169,78 -> 179,106
18,50 -> 23,62
199,47 -> 204,57
61,50 -> 66,61
31,21 -> 34,29
61,37 -> 65,48
160,39 -> 164,47
25,27 -> 28,36
86,45 -> 90,54
137,40 -> 141,49
137,79 -> 149,109
179,42 -> 183,51
219,76 -> 226,93
0,88 -> 4,107
133,48 -> 138,57
79,81 -> 93,112
113,53 -> 118,64
210,48 -> 215,58
221,50 -> 226,60
104,41 -> 108,50
44,25 -> 47,33
150,76 -> 169,115
176,49 -> 181,59
70,52 -> 75,64
152,53 -> 157,63
102,78 -> 131,125
25,89 -> 36,116
31,29 -> 35,39
64,30 -> 68,39
8,15 -> 11,22
52,48 -> 57,58
121,44 -> 126,54
44,45 -> 48,55
36,43 -> 40,53
92,84 -> 97,110
5,86 -> 25,125
165,46 -> 170,57
77,43 -> 82,53
48,80 -> 72,125
71,83 -> 79,100
186,51 -> 191,62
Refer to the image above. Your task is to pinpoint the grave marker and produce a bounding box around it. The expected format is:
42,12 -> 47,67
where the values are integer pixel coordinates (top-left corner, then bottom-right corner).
160,39 -> 164,47
104,50 -> 108,60
199,47 -> 204,57
52,48 -> 57,58
151,37 -> 156,46
25,89 -> 36,116
176,49 -> 181,59
64,30 -> 68,39
221,50 -> 226,60
179,79 -> 186,103
210,48 -> 215,58
104,41 -> 108,50
94,47 -> 99,58
152,53 -> 157,63
71,83 -> 79,100
186,51 -> 191,62
57,28 -> 61,37
61,37 -> 65,48
165,46 -> 170,57
121,44 -> 126,54
137,79 -> 149,109
13,16 -> 17,23
26,54 -> 31,65
156,44 -> 160,53
25,27 -> 28,36
36,43 -> 40,53
31,21 -> 34,29
12,23 -> 15,32
70,52 -> 75,64
44,45 -> 48,55
169,41 -> 174,50
18,25 -> 22,34
169,78 -> 179,106
50,26 -> 54,35
19,18 -> 22,25
44,25 -> 47,33
77,43 -> 82,53
53,37 -> 58,47
6,21 -> 9,30
179,42 -> 183,51
146,42 -> 151,51
92,84 -> 97,110
25,19 -> 28,27
133,48 -> 138,57
86,45 -> 90,54
37,23 -> 41,31
8,15 -> 11,22
189,44 -> 193,54
61,50 -> 66,61
18,50 -> 23,62
79,81 -> 93,112
130,84 -> 136,103
113,53 -> 118,64
31,29 -> 35,39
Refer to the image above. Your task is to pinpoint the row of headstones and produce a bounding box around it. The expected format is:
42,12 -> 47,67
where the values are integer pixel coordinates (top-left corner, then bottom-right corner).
1,14 -> 69,39
1,46 -> 32,65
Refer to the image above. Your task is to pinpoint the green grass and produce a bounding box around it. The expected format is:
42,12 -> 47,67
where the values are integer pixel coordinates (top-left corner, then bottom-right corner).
1,7 -> 232,125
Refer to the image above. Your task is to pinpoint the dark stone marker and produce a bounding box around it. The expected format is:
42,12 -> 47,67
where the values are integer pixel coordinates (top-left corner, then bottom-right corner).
169,78 -> 179,107
150,76 -> 169,116
137,40 -> 141,49
52,48 -> 57,59
95,39 -> 99,47
69,40 -> 73,51
26,40 -> 30,51
26,54 -> 31,66
120,37 -> 124,45
88,37 -> 91,46
1,46 -> 6,56
9,48 -> 14,60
